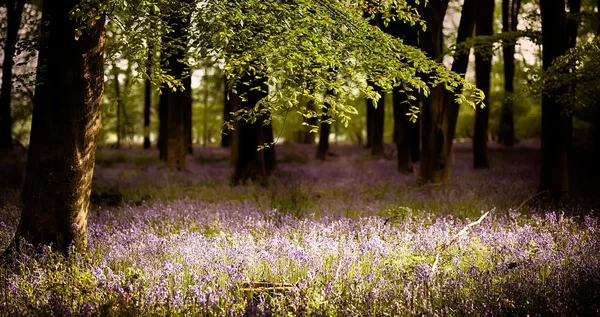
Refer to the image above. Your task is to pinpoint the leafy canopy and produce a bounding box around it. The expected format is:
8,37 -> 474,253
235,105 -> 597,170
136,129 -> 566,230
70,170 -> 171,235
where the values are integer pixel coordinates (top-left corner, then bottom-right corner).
73,0 -> 484,128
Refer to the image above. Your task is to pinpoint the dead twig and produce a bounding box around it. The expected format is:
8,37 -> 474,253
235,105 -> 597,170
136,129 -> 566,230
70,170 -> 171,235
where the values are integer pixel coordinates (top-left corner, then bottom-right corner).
431,208 -> 493,277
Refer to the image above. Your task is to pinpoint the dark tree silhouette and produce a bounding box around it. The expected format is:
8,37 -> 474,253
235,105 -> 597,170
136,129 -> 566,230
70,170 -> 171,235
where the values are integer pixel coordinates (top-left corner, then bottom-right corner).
0,0 -> 25,151
539,0 -> 570,200
498,0 -> 521,147
473,0 -> 495,169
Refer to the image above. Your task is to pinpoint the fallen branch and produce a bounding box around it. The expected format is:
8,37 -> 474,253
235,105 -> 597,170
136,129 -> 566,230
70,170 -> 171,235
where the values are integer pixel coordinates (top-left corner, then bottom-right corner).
431,208 -> 493,277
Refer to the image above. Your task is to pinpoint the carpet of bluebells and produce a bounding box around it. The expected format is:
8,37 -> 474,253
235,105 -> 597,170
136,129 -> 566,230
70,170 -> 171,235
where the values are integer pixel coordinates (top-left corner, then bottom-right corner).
0,143 -> 599,316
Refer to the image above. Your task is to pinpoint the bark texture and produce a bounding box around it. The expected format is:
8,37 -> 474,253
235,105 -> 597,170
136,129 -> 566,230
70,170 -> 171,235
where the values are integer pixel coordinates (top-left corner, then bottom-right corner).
11,0 -> 105,254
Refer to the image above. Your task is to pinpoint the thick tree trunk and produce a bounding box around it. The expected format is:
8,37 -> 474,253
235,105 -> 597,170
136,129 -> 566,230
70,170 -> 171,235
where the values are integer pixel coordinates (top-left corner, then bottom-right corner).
143,49 -> 152,149
8,0 -> 105,255
473,0 -> 495,169
221,76 -> 232,147
539,0 -> 570,200
0,0 -> 25,151
498,0 -> 520,147
158,12 -> 189,170
388,9 -> 420,172
418,0 -> 450,183
316,105 -> 331,160
183,75 -> 193,154
231,76 -> 271,185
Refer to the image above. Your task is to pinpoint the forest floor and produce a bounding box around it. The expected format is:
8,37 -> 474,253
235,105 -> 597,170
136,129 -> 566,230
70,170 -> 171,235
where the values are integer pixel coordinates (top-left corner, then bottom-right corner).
0,142 -> 599,316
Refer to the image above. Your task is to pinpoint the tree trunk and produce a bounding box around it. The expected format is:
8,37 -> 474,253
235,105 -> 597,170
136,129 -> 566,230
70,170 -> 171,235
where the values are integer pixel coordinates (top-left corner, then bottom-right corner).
473,0 -> 495,169
418,0 -> 450,183
158,11 -> 189,170
7,0 -> 105,255
498,0 -> 520,147
299,100 -> 317,144
231,76 -> 270,185
0,0 -> 25,151
112,63 -> 122,149
365,100 -> 373,148
370,87 -> 385,156
388,8 -> 420,172
316,104 -> 331,160
143,49 -> 152,149
539,0 -> 570,200
263,120 -> 276,172
221,76 -> 232,147
565,0 -> 581,156
411,117 -> 420,162
442,0 -> 477,162
183,75 -> 193,154
392,89 -> 413,173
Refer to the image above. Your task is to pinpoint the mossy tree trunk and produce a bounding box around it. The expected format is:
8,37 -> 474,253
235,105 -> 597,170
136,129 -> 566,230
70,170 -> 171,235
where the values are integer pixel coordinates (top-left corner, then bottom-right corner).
0,0 -> 25,151
8,0 -> 105,255
473,0 -> 495,169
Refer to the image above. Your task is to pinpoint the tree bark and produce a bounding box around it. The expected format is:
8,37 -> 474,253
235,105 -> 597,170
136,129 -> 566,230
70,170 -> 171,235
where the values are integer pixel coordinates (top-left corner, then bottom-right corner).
365,99 -> 373,148
418,0 -> 450,183
316,104 -> 331,160
221,76 -> 232,147
143,48 -> 152,149
183,75 -> 193,154
539,0 -> 570,200
498,0 -> 520,147
263,119 -> 276,172
473,0 -> 495,169
7,0 -> 105,255
112,63 -> 122,149
231,75 -> 271,185
388,10 -> 420,172
0,0 -> 25,151
158,11 -> 189,170
298,100 -> 317,144
370,87 -> 385,156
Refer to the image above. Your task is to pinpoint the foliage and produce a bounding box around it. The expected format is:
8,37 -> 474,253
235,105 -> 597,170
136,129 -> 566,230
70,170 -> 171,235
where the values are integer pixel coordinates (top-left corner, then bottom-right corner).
71,0 -> 484,133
